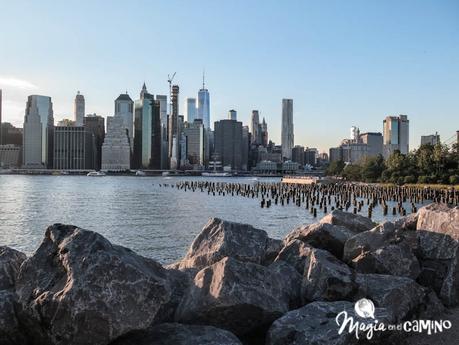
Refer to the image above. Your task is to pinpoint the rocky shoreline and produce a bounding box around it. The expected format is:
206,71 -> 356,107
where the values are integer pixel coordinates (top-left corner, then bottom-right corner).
1,203 -> 458,345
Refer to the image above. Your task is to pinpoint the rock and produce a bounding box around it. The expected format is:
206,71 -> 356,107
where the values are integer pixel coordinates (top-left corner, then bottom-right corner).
15,224 -> 172,345
274,239 -> 314,274
320,210 -> 375,233
417,203 -> 459,236
264,238 -> 283,265
0,246 -> 26,290
268,261 -> 302,309
415,204 -> 459,306
153,268 -> 191,324
351,242 -> 421,279
266,301 -> 394,345
0,290 -> 28,345
302,247 -> 357,303
174,218 -> 276,271
343,222 -> 397,263
111,323 -> 242,345
175,257 -> 292,336
354,273 -> 426,322
284,223 -> 357,259
394,213 -> 418,231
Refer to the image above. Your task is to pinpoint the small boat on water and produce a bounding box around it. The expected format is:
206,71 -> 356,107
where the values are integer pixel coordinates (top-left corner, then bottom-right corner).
87,171 -> 106,177
202,172 -> 232,177
162,171 -> 170,176
135,170 -> 146,176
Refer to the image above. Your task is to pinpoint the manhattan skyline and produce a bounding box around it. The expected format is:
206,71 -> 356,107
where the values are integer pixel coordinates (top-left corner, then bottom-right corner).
0,0 -> 458,152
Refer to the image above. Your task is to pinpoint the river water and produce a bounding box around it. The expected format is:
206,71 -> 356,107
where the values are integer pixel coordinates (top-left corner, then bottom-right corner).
0,175 -> 430,264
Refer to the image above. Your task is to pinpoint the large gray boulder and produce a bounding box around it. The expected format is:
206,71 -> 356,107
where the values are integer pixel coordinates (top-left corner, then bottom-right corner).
266,301 -> 394,345
320,210 -> 375,233
0,246 -> 27,345
274,239 -> 314,274
110,323 -> 242,345
343,222 -> 420,279
15,224 -> 173,345
173,218 -> 278,271
0,290 -> 28,345
415,204 -> 459,306
351,243 -> 420,279
175,257 -> 294,336
354,273 -> 426,322
284,223 -> 356,259
302,247 -> 357,303
0,246 -> 26,290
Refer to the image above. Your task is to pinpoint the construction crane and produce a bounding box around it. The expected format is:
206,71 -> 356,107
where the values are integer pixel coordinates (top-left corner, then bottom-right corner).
167,72 -> 176,102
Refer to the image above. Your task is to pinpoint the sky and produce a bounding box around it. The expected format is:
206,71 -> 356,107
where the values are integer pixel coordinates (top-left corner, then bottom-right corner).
0,0 -> 458,152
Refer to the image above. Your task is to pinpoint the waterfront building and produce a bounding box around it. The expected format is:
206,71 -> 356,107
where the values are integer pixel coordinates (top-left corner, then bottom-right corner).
383,115 -> 409,157
184,119 -> 205,168
115,93 -> 134,149
282,160 -> 300,173
421,133 -> 440,146
1,123 -> 23,146
101,114 -> 131,171
169,85 -> 180,169
0,144 -> 21,168
133,85 -> 162,169
250,110 -> 260,145
214,119 -> 243,170
242,125 -> 249,171
304,148 -> 318,166
342,142 -> 368,163
360,132 -> 383,157
84,114 -> 105,170
74,91 -> 85,126
186,98 -> 197,123
292,145 -> 305,165
254,160 -> 278,173
197,76 -> 210,129
23,95 -> 54,168
228,109 -> 237,121
281,99 -> 294,160
53,125 -> 93,170
329,147 -> 343,162
260,117 -> 268,147
155,94 -> 168,169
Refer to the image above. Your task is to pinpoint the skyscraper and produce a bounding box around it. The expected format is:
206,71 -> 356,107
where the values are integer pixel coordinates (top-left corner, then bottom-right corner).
260,117 -> 268,147
183,119 -> 205,168
197,74 -> 210,129
214,119 -> 243,170
155,94 -> 168,169
420,133 -> 440,146
281,99 -> 294,160
115,93 -> 134,150
383,115 -> 409,157
186,98 -> 197,123
23,95 -> 54,168
133,84 -> 162,169
101,114 -> 131,171
228,110 -> 237,121
84,114 -> 105,170
74,91 -> 85,126
250,110 -> 260,145
360,132 -> 383,157
168,85 -> 180,169
53,126 -> 93,170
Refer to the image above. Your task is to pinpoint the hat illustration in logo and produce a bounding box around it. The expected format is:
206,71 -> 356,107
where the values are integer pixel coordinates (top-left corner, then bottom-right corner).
354,298 -> 375,319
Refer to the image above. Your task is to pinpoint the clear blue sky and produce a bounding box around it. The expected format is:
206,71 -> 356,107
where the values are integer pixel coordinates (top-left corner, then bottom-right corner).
0,0 -> 458,152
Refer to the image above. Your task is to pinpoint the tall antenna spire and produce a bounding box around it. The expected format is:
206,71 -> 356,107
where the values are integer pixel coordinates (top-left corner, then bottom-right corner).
202,68 -> 205,89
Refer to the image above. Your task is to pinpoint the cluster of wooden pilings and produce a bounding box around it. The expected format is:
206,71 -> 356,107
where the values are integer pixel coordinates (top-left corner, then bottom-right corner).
156,181 -> 458,219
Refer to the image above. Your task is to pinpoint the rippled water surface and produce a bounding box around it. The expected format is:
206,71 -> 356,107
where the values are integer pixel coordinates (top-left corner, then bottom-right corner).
0,175 -> 430,263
